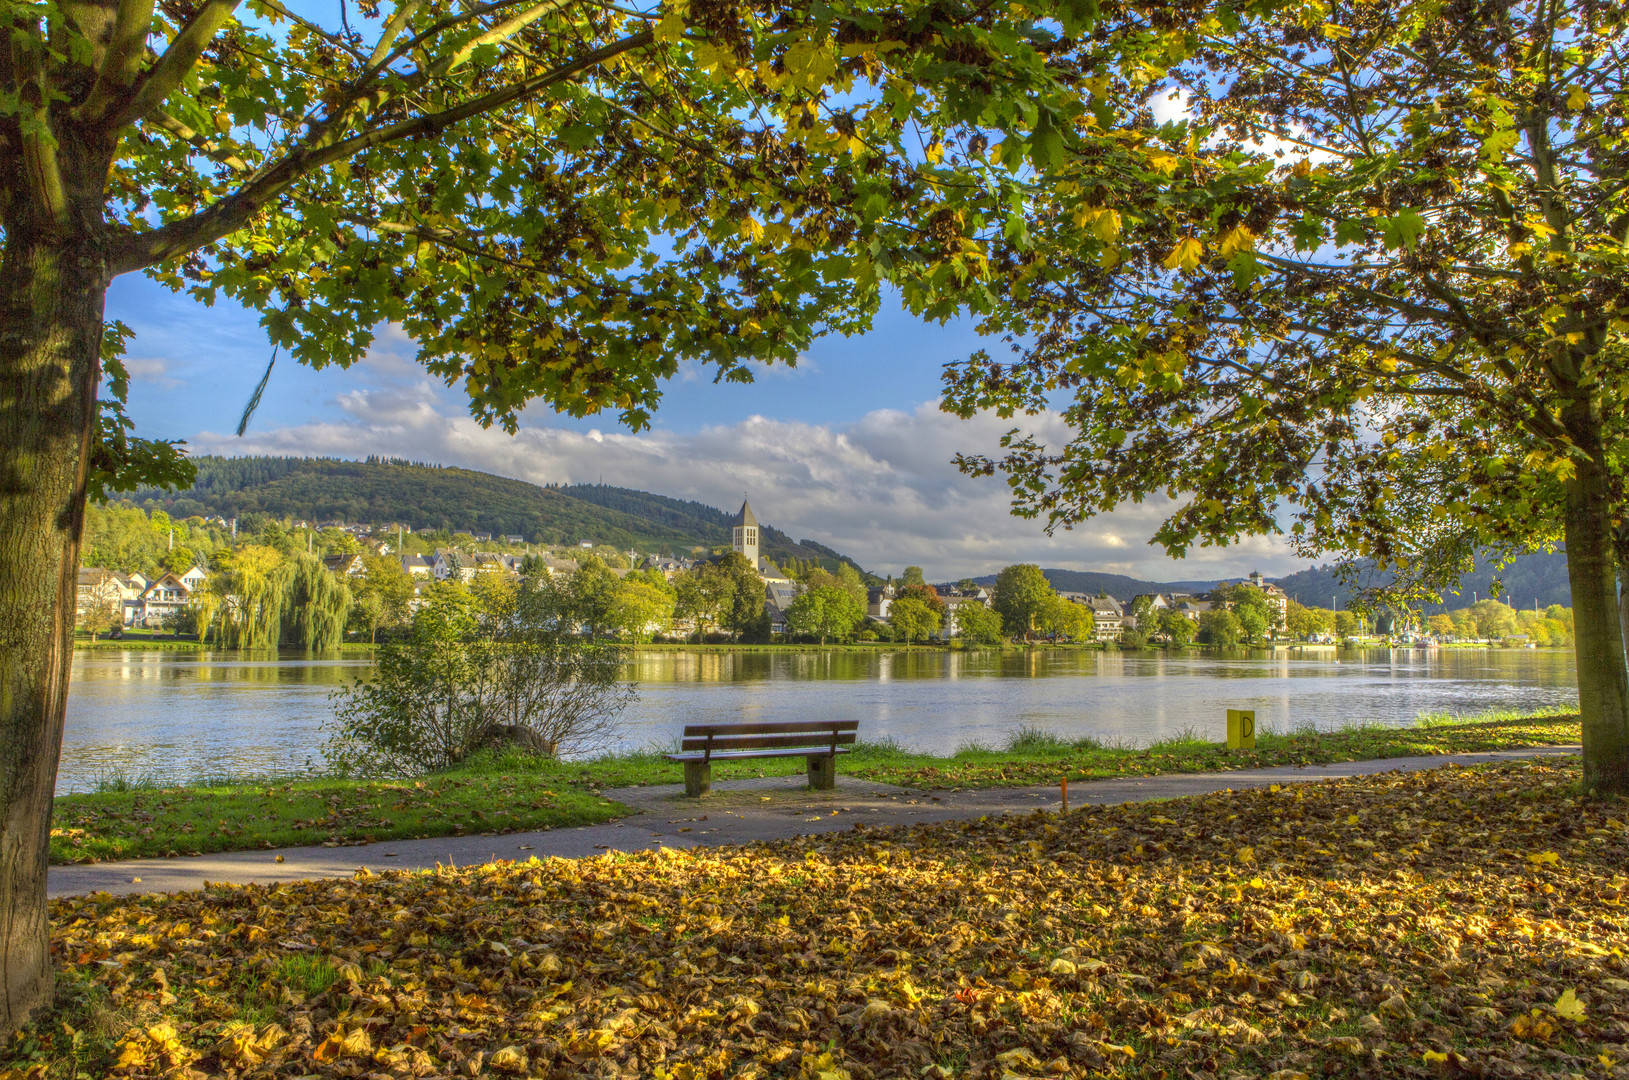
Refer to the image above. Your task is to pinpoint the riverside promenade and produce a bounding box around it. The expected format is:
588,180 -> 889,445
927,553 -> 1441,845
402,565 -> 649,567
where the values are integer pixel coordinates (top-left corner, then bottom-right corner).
49,746 -> 1580,898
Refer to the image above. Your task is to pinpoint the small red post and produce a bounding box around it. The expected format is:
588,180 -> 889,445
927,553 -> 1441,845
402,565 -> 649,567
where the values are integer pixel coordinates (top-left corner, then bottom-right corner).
1061,776 -> 1069,814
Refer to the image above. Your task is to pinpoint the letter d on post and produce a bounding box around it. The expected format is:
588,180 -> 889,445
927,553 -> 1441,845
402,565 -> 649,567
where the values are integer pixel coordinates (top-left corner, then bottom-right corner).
1226,709 -> 1257,750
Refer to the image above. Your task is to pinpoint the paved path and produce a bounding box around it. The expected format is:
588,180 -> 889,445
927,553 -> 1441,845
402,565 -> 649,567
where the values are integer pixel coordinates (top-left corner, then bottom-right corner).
49,746 -> 1580,898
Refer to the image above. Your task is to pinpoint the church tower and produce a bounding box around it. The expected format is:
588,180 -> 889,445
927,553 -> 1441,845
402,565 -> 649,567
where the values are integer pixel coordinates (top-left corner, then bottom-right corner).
731,499 -> 759,570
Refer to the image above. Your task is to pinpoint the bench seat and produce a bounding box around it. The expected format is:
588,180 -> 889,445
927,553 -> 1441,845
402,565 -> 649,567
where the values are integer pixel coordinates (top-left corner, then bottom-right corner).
664,746 -> 854,763
663,721 -> 858,795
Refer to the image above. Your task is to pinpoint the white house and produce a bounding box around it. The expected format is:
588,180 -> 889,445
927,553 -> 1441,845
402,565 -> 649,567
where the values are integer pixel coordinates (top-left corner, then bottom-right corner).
936,592 -> 992,640
1088,596 -> 1125,642
127,566 -> 209,627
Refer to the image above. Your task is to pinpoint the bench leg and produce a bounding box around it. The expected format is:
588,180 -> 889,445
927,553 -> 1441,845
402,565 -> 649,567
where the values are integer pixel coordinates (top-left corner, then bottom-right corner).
684,761 -> 712,797
807,754 -> 836,790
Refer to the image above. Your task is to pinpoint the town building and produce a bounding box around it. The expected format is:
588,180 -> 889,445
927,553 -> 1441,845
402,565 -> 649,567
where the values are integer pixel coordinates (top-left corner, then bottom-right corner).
936,593 -> 992,640
400,553 -> 436,579
322,553 -> 366,576
76,568 -> 144,620
866,582 -> 895,620
1240,570 -> 1290,628
127,565 -> 209,627
1088,595 -> 1126,642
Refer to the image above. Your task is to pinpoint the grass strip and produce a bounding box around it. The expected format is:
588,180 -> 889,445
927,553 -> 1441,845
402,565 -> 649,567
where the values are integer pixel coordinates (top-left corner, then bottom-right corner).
15,757 -> 1629,1079
555,709 -> 1582,789
50,711 -> 1579,864
49,756 -> 626,865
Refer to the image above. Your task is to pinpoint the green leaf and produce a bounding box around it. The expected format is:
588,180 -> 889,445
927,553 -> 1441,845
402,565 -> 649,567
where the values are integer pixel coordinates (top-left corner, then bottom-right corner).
1029,113 -> 1066,171
1381,209 -> 1426,251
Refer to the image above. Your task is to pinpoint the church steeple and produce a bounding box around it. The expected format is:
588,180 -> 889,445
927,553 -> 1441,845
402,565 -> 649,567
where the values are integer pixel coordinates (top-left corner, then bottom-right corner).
731,499 -> 759,569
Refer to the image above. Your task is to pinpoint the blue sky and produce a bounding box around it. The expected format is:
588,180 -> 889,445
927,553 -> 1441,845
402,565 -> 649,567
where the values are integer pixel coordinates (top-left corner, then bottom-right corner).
108,273 -> 1300,581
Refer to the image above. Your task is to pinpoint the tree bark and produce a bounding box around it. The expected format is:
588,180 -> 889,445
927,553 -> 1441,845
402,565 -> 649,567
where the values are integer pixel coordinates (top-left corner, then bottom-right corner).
0,226 -> 106,1026
1560,418 -> 1629,793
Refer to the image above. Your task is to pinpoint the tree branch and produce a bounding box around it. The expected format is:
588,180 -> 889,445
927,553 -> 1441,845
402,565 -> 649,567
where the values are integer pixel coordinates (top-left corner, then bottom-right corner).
74,0 -> 157,124
114,0 -> 243,128
109,30 -> 653,275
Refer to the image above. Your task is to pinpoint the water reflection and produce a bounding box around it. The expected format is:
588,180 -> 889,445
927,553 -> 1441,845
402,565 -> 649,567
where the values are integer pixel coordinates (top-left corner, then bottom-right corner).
60,646 -> 1578,794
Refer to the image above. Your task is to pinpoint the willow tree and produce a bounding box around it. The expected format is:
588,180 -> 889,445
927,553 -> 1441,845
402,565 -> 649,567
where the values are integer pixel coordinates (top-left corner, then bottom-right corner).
937,0 -> 1629,789
0,0 -> 1091,1026
283,555 -> 352,651
211,545 -> 288,650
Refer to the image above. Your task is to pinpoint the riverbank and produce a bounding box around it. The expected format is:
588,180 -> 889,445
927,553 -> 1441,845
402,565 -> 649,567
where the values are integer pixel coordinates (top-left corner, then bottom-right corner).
72,634 -> 378,652
72,635 -> 1575,653
18,756 -> 1626,1080
49,710 -> 1579,864
50,761 -> 628,864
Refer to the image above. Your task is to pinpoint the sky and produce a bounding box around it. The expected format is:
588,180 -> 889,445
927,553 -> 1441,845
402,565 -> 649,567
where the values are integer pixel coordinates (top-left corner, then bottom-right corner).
106,270 -> 1300,582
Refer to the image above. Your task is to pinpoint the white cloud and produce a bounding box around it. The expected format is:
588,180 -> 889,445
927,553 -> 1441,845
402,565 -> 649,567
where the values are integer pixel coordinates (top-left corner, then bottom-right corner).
194,355 -> 1300,582
123,357 -> 182,390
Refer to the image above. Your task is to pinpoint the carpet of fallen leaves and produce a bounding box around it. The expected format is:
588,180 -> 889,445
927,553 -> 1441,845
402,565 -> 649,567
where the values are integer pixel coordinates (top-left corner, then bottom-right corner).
851,714 -> 1583,789
15,758 -> 1629,1080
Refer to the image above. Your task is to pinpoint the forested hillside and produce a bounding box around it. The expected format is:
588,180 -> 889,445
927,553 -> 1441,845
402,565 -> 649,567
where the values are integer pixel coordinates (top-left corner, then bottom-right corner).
1274,551 -> 1573,612
129,457 -> 865,569
970,554 -> 1572,611
563,485 -> 863,571
965,568 -> 1224,597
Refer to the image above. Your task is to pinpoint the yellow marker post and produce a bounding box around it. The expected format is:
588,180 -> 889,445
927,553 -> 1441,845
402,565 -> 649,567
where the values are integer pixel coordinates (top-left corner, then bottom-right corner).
1226,709 -> 1257,749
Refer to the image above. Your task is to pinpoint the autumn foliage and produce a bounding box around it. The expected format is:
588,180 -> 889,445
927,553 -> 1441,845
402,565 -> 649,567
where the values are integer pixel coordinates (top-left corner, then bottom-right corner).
13,759 -> 1629,1078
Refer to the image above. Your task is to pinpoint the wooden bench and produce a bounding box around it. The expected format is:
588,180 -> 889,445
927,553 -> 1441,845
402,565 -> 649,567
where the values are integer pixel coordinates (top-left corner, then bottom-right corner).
664,721 -> 859,797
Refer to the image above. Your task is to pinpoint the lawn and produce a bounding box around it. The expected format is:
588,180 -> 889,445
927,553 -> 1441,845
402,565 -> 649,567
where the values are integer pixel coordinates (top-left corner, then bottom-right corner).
15,757 -> 1629,1079
50,712 -> 1582,864
49,755 -> 627,864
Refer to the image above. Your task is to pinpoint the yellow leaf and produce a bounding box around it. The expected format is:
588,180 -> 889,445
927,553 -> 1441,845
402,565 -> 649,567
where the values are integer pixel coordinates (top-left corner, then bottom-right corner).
490,1045 -> 530,1074
1422,1049 -> 1449,1065
800,1050 -> 851,1080
783,40 -> 837,91
1217,224 -> 1255,258
1163,237 -> 1203,272
1092,208 -> 1121,242
654,10 -> 684,43
1568,85 -> 1590,110
1527,850 -> 1561,866
691,41 -> 729,73
996,1048 -> 1045,1070
1145,149 -> 1181,174
1555,988 -> 1586,1021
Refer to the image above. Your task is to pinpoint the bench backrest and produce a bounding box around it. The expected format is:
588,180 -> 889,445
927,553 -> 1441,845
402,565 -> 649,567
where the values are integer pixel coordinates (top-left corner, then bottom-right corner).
681,721 -> 858,759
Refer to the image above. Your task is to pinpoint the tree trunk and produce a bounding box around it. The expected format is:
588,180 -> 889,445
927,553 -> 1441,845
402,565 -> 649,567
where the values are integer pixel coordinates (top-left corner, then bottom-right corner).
0,228 -> 106,1027
1562,438 -> 1629,794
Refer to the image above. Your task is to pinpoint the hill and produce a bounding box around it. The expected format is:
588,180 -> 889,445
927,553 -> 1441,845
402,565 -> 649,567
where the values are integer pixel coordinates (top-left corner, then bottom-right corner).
129,456 -> 867,571
965,568 -> 1227,597
968,552 -> 1573,612
562,485 -> 861,571
1273,550 -> 1573,612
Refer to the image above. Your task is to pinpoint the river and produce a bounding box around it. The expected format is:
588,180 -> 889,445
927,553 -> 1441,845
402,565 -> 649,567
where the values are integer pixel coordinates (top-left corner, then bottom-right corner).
55,646 -> 1578,794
